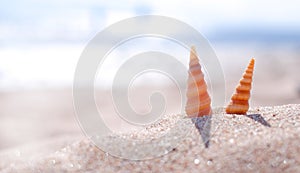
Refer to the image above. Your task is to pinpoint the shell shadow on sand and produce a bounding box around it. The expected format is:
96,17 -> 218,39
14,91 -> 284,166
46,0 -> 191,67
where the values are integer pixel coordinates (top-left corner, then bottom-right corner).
191,115 -> 212,148
191,113 -> 271,148
245,114 -> 271,127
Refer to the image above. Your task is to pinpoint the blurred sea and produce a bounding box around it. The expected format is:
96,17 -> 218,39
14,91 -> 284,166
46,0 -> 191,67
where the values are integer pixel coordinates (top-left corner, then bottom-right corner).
1,0 -> 300,90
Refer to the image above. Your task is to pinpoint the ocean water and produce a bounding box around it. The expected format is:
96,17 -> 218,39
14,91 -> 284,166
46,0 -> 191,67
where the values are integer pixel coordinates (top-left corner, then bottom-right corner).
1,0 -> 300,91
0,40 -> 299,91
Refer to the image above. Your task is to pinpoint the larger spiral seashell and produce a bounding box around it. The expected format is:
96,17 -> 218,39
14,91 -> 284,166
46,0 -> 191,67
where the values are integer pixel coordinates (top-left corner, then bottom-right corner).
226,58 -> 255,114
185,46 -> 212,117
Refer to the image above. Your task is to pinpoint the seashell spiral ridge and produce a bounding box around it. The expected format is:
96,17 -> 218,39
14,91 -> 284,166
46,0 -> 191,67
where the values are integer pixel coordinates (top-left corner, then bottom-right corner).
226,58 -> 255,114
185,46 -> 212,117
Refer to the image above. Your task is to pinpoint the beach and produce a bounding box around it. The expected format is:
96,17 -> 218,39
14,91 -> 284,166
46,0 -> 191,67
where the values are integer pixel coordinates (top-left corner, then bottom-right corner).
1,104 -> 299,172
0,45 -> 299,172
1,0 -> 300,172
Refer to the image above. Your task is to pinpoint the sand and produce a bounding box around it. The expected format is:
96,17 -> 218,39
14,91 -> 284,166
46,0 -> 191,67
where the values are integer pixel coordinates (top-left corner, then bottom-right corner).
1,104 -> 299,172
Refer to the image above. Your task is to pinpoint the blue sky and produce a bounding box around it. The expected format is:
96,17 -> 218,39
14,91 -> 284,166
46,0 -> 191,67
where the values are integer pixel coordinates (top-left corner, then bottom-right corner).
1,0 -> 300,44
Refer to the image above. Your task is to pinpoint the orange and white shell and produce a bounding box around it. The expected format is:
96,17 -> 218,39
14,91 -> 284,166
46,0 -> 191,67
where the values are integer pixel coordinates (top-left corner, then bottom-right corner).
185,46 -> 212,117
226,58 -> 255,114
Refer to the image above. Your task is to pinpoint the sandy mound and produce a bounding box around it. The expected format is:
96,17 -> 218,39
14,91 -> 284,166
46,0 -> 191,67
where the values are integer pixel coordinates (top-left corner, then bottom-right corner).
2,104 -> 300,173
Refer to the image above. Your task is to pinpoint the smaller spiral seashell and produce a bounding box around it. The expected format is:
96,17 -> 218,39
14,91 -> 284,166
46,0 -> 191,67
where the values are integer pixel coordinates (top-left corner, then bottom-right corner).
185,46 -> 212,117
226,58 -> 255,114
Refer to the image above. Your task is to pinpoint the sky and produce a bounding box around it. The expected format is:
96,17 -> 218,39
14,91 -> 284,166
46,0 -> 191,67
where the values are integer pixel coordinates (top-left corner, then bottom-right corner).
0,0 -> 300,89
1,0 -> 300,44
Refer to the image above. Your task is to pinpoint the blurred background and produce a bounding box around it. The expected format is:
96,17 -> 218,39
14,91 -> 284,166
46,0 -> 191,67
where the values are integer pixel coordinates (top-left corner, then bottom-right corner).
0,0 -> 300,165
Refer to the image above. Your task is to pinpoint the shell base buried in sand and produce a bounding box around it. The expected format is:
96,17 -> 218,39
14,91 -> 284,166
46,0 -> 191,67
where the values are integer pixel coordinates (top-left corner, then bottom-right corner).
225,104 -> 249,115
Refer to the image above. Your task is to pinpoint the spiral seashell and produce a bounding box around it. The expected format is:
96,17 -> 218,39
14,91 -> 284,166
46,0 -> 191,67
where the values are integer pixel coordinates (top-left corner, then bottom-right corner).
226,58 -> 255,114
185,46 -> 212,117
